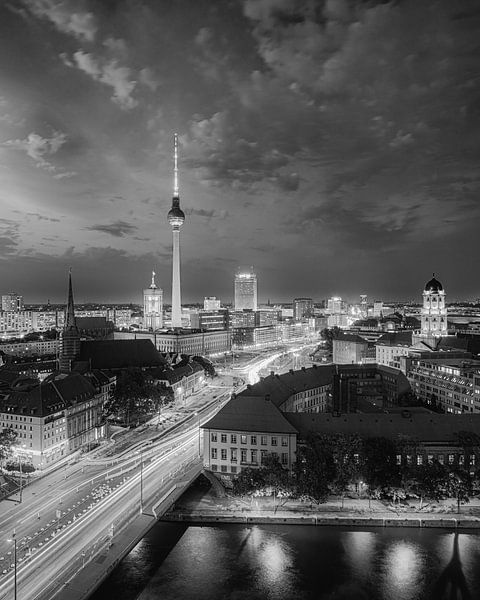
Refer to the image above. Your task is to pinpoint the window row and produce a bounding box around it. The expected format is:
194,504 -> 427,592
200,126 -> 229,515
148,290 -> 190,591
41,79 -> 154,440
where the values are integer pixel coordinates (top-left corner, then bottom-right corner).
211,432 -> 288,447
395,454 -> 476,466
210,450 -> 289,467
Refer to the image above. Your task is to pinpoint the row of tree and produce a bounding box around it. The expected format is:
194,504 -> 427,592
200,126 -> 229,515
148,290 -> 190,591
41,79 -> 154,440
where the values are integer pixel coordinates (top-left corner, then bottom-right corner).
232,432 -> 480,511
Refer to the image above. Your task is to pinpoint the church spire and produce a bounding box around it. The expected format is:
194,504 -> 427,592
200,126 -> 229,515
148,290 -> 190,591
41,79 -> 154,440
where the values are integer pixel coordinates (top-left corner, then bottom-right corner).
65,267 -> 76,330
59,267 -> 80,372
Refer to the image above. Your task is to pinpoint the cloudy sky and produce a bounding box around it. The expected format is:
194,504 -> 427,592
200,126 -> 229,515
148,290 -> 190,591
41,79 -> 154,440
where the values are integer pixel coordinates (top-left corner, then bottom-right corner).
1,0 -> 479,304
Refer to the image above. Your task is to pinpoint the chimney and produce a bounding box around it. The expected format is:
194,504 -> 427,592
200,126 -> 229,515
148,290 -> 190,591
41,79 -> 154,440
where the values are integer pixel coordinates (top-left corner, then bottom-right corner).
265,394 -> 271,402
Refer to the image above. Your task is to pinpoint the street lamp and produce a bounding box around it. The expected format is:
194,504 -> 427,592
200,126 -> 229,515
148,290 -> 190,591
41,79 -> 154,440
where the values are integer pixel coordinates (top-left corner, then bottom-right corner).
194,412 -> 201,458
7,531 -> 17,600
139,448 -> 144,514
18,444 -> 26,504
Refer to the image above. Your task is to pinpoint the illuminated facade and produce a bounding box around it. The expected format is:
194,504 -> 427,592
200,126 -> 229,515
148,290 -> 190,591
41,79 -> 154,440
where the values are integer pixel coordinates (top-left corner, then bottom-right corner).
1,293 -> 23,312
167,134 -> 185,329
293,298 -> 313,321
234,267 -> 257,311
421,275 -> 447,336
143,271 -> 163,330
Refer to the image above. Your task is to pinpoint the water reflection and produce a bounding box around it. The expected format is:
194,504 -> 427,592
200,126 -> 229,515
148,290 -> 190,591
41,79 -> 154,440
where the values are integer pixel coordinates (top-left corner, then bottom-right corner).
90,524 -> 480,600
430,533 -> 471,600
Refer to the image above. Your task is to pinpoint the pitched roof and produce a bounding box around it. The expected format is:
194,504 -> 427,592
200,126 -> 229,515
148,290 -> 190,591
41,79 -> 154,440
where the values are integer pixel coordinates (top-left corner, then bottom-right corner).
0,372 -> 97,417
238,365 -> 335,408
202,395 -> 298,434
151,362 -> 204,384
376,331 -> 413,347
285,412 -> 480,444
77,339 -> 166,370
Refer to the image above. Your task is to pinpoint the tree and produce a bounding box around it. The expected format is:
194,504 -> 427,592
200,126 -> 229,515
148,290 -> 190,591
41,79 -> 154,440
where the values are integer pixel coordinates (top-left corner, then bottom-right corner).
295,434 -> 336,503
0,428 -> 17,466
232,467 -> 265,497
320,327 -> 342,353
104,368 -> 166,424
325,433 -> 362,508
361,437 -> 400,496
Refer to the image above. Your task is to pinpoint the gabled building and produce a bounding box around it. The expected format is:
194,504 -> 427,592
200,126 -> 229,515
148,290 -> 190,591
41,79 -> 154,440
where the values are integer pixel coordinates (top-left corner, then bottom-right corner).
202,394 -> 297,476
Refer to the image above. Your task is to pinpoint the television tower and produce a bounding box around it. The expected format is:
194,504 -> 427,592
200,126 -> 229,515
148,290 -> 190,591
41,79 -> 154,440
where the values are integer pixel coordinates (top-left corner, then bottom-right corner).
167,133 -> 185,328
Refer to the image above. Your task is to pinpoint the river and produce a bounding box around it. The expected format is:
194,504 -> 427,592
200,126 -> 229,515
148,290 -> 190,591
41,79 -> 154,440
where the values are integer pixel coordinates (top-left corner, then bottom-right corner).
89,522 -> 480,600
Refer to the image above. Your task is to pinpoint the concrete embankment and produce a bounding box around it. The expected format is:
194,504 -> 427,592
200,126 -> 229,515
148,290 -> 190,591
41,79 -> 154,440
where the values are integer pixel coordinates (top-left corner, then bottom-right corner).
162,511 -> 480,529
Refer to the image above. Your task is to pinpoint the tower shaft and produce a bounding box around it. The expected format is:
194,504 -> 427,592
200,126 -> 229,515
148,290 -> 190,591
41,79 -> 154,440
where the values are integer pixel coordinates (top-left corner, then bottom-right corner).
171,228 -> 182,328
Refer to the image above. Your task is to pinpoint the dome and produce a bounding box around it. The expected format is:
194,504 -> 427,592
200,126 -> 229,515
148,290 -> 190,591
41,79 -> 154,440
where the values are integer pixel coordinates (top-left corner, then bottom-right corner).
424,276 -> 443,293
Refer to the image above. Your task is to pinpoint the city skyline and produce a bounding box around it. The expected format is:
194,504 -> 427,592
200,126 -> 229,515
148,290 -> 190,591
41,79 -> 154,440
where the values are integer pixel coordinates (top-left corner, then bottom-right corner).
1,1 -> 480,303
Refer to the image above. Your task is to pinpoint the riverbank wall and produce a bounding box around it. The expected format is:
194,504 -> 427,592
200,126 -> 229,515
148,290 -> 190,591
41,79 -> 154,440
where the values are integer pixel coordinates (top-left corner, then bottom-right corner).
162,511 -> 480,529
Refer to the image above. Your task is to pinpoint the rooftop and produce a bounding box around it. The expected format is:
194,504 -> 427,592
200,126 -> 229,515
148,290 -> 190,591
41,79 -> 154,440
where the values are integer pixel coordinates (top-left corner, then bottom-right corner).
202,395 -> 298,434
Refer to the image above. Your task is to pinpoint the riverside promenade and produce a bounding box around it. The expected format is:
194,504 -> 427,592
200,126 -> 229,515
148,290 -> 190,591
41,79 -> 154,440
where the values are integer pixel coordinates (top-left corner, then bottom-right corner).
162,485 -> 480,529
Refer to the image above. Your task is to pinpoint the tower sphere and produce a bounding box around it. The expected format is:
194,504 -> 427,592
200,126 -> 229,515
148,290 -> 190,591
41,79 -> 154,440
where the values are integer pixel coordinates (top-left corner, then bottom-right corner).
168,197 -> 185,228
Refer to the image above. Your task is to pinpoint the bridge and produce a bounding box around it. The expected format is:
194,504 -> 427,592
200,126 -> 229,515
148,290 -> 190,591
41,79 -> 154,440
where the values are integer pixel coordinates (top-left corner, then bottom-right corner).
0,396 -> 227,600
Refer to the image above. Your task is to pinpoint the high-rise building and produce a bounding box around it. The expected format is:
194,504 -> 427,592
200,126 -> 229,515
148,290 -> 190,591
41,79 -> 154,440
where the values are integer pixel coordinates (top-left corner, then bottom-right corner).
1,292 -> 23,312
59,270 -> 81,372
143,271 -> 163,331
293,298 -> 313,321
204,296 -> 221,310
326,297 -> 343,315
421,274 -> 447,336
234,267 -> 257,311
167,133 -> 185,329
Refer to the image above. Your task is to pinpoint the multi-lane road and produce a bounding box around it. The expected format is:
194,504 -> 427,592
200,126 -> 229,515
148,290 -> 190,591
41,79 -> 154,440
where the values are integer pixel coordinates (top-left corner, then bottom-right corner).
0,340 -> 319,600
0,385 -> 232,600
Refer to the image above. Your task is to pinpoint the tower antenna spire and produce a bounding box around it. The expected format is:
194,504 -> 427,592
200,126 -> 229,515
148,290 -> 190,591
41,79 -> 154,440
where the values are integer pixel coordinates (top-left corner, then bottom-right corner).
174,132 -> 179,197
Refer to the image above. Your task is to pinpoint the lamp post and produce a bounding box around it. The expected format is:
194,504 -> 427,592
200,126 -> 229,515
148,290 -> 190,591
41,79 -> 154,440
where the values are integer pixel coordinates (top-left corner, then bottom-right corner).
194,412 -> 201,458
18,444 -> 26,504
139,448 -> 144,514
7,531 -> 17,600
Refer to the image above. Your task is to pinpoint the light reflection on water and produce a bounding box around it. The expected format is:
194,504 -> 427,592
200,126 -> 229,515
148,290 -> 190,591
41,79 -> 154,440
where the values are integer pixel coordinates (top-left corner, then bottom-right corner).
90,524 -> 480,600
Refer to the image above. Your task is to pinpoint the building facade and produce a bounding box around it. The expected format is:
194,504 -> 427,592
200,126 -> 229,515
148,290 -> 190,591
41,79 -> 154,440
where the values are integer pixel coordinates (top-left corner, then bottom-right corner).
0,370 -> 114,469
234,268 -> 257,311
407,357 -> 480,414
155,329 -> 232,355
293,298 -> 314,321
333,334 -> 376,364
1,293 -> 23,312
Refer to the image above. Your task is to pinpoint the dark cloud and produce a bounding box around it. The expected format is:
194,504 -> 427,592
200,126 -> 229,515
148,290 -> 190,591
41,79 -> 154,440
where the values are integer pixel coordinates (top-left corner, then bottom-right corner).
86,221 -> 137,237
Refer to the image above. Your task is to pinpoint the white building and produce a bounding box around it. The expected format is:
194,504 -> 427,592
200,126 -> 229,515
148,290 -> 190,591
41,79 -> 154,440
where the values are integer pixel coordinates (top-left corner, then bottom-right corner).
204,297 -> 221,310
143,271 -> 163,331
421,275 -> 447,336
234,268 -> 257,311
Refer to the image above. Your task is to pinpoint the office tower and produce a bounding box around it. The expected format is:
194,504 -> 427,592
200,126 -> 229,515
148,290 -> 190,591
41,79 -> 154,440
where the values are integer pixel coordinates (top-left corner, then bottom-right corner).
293,298 -> 313,321
327,297 -> 343,314
143,271 -> 163,330
234,267 -> 257,311
1,292 -> 23,312
167,133 -> 185,329
421,274 -> 447,335
59,270 -> 81,372
204,296 -> 221,310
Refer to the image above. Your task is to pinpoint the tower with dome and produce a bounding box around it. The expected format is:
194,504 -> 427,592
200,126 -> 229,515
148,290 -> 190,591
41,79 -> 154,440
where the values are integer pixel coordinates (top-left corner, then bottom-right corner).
421,274 -> 447,336
168,133 -> 185,329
